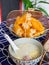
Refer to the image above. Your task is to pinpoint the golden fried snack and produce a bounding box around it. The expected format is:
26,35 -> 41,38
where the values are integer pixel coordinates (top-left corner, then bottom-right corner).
30,17 -> 45,32
15,14 -> 26,25
12,12 -> 45,38
13,24 -> 24,37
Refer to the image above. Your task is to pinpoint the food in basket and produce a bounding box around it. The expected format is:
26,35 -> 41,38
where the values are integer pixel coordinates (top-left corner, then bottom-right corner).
12,12 -> 45,37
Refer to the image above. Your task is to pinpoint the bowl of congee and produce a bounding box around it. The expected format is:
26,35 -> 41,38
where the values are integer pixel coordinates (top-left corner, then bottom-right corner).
9,38 -> 43,65
6,10 -> 49,40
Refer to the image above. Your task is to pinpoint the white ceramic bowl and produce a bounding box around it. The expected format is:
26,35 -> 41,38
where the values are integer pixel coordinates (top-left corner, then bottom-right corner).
9,38 -> 43,65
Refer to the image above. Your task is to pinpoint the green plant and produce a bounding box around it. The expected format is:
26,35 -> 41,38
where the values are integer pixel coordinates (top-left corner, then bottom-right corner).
22,0 -> 33,9
22,0 -> 49,17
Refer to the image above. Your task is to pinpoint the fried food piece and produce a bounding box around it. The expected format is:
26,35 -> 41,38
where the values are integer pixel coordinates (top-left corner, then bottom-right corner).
22,22 -> 30,30
13,24 -> 24,37
31,17 -> 45,32
29,29 -> 36,37
15,14 -> 26,25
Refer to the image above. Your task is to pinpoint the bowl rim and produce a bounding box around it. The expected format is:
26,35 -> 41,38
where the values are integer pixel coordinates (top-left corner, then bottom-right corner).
7,10 -> 42,19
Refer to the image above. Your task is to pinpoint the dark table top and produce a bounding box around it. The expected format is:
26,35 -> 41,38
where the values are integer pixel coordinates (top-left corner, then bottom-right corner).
0,21 -> 49,65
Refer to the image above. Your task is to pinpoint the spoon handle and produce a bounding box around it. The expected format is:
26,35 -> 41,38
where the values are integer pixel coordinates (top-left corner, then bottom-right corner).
4,33 -> 19,52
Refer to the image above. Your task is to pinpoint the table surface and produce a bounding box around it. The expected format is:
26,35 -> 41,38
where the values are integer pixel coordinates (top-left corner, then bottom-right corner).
0,21 -> 49,65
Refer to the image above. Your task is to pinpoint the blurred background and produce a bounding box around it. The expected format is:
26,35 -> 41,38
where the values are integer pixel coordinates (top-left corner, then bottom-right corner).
0,0 -> 21,21
0,0 -> 49,21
